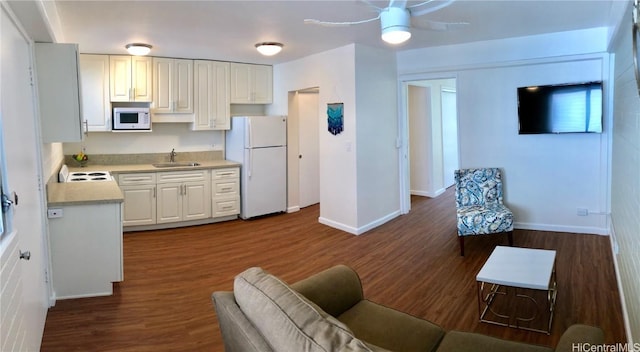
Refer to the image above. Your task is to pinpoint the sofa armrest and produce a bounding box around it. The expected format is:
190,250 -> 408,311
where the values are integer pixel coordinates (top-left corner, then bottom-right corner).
211,291 -> 274,352
290,264 -> 365,317
555,324 -> 605,352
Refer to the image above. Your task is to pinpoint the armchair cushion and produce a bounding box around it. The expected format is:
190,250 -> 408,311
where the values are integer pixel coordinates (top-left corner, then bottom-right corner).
233,267 -> 374,352
455,168 -> 513,237
338,300 -> 445,352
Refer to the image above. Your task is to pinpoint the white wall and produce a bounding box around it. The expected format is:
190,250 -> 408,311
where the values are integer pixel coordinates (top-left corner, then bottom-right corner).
609,1 -> 640,344
62,125 -> 223,155
398,28 -> 611,234
409,85 -> 432,196
271,44 -> 400,234
354,45 -> 399,231
270,45 -> 359,231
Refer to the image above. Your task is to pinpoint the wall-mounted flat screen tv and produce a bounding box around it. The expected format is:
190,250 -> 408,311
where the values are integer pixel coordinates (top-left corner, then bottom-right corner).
517,81 -> 603,134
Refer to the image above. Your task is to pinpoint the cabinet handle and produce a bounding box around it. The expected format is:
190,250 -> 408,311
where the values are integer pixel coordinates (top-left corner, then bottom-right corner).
132,87 -> 136,99
153,186 -> 156,198
84,120 -> 89,136
221,187 -> 232,192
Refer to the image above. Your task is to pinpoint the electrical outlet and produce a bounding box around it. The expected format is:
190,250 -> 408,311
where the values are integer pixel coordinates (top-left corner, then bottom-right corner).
47,208 -> 63,218
577,208 -> 588,216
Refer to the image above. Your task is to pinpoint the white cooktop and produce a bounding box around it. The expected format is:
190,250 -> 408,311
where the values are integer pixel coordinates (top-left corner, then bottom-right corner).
58,164 -> 114,183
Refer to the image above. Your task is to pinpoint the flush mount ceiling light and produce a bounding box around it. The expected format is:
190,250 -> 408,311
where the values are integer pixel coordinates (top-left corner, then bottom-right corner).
125,43 -> 152,56
255,42 -> 283,56
380,7 -> 411,45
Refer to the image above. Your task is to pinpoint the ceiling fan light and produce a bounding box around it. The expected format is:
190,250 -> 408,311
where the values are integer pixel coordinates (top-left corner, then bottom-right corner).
255,42 -> 283,56
381,28 -> 412,44
125,43 -> 152,56
380,7 -> 411,45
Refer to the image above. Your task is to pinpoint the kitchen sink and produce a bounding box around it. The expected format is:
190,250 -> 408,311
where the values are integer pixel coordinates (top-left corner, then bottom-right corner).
152,162 -> 201,168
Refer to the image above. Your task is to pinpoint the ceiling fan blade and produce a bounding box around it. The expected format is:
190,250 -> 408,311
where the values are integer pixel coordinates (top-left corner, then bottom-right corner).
304,15 -> 381,27
409,0 -> 456,17
359,0 -> 384,12
413,19 -> 469,31
389,0 -> 408,8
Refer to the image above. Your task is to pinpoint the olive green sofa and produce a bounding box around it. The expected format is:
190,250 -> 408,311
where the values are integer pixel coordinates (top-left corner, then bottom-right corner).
212,265 -> 604,352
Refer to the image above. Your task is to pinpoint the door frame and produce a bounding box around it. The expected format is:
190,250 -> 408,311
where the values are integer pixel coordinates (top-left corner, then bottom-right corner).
398,72 -> 460,214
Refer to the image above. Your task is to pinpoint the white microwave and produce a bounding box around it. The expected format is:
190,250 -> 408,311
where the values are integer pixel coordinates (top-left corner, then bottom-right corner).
113,107 -> 151,130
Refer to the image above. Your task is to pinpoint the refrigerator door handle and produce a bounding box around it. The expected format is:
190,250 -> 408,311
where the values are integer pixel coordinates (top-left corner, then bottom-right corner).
247,148 -> 252,178
247,118 -> 253,149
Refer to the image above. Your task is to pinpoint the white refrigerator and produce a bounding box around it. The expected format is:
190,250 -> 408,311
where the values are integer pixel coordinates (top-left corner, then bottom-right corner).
225,116 -> 287,219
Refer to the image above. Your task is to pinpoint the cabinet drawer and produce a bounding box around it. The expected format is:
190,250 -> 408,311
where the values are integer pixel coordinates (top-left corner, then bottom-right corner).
118,173 -> 156,185
157,170 -> 209,183
213,168 -> 238,180
213,180 -> 238,196
213,198 -> 239,217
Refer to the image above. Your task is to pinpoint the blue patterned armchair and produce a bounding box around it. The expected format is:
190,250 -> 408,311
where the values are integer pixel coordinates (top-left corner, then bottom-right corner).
455,168 -> 513,256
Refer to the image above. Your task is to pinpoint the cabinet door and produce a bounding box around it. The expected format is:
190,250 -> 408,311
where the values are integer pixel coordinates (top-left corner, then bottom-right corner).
157,182 -> 182,224
183,181 -> 211,221
121,184 -> 156,226
35,43 -> 83,143
193,60 -> 230,130
109,55 -> 132,102
252,64 -> 273,104
230,63 -> 251,103
131,56 -> 153,102
79,54 -> 111,132
152,58 -> 173,112
174,59 -> 193,113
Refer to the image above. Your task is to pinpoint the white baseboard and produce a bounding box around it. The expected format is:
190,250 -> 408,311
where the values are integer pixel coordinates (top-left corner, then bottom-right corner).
318,210 -> 402,236
608,223 -> 635,347
513,222 -> 609,235
287,206 -> 300,213
410,188 -> 446,198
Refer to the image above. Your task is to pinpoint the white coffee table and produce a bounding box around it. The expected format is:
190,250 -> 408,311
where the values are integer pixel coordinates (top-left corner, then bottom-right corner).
476,246 -> 557,334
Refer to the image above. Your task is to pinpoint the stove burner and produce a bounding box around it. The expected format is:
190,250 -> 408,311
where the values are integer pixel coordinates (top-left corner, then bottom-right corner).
88,172 -> 107,177
92,177 -> 107,181
70,178 -> 88,181
73,172 -> 88,176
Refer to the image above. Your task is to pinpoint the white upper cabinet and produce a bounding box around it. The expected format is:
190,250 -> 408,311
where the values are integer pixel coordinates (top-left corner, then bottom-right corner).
152,58 -> 193,114
35,43 -> 83,143
109,55 -> 153,102
230,63 -> 272,104
79,54 -> 111,132
193,60 -> 230,130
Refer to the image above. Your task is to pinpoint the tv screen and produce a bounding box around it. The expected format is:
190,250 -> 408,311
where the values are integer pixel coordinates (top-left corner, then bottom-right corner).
517,81 -> 603,134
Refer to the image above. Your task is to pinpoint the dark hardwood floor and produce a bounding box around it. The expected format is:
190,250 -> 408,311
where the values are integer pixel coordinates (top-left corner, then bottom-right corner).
40,187 -> 626,351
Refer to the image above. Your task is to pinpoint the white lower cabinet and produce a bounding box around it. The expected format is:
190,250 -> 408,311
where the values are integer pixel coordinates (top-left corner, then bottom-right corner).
212,168 -> 240,217
119,173 -> 157,226
156,170 -> 211,224
118,167 -> 238,228
48,202 -> 123,299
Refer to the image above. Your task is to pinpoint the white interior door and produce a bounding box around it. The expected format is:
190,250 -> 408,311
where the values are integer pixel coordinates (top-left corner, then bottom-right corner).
298,91 -> 319,208
0,4 -> 49,350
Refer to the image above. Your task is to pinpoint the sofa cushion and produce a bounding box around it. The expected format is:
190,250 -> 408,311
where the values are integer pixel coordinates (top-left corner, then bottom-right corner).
435,331 -> 553,352
338,300 -> 445,352
234,267 -> 378,352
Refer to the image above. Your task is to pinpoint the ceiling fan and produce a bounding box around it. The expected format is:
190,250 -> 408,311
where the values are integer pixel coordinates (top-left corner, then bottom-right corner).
304,0 -> 468,45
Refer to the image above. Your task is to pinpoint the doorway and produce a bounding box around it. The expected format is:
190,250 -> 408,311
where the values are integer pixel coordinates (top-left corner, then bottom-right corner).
287,87 -> 320,211
404,78 -> 459,204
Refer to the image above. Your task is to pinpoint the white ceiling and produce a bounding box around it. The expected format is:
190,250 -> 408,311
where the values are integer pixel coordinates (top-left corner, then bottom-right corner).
52,0 -> 616,65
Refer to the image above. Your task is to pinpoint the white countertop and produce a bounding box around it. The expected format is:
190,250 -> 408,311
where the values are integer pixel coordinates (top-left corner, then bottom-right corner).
476,246 -> 556,290
48,160 -> 241,206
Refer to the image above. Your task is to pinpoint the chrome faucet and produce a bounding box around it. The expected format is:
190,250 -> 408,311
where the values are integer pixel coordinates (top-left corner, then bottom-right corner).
170,148 -> 177,163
